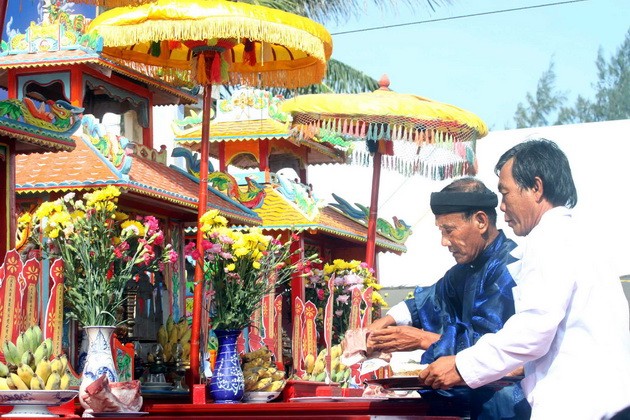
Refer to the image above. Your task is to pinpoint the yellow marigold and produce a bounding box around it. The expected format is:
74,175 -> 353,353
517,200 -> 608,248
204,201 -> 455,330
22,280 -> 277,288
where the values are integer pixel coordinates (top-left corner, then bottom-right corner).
48,228 -> 60,239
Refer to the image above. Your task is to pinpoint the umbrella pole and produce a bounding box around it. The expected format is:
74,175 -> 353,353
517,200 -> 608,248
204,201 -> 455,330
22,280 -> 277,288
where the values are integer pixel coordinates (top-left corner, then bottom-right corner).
190,80 -> 213,386
365,150 -> 382,270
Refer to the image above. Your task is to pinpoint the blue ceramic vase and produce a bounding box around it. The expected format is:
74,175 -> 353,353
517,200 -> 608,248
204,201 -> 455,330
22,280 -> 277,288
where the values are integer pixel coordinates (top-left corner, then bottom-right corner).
208,329 -> 244,403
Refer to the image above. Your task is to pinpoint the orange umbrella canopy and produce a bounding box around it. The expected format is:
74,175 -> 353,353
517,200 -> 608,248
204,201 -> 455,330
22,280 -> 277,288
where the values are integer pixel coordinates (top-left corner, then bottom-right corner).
87,0 -> 332,88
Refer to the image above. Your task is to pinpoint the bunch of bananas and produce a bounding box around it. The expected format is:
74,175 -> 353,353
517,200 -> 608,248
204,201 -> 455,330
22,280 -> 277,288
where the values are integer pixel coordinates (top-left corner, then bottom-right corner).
156,315 -> 192,363
0,325 -> 72,391
299,344 -> 351,387
242,347 -> 285,392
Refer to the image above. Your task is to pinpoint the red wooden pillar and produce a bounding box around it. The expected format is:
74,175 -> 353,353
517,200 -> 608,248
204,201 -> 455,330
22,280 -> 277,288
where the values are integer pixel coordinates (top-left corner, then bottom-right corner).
259,140 -> 270,172
289,235 -> 305,303
70,68 -> 82,107
218,142 -> 226,172
289,235 -> 305,375
365,150 -> 382,269
0,142 -> 9,257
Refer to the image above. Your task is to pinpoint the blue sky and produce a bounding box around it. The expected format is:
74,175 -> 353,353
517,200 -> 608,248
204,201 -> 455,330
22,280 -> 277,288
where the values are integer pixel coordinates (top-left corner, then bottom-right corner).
4,0 -> 627,131
325,0 -> 630,130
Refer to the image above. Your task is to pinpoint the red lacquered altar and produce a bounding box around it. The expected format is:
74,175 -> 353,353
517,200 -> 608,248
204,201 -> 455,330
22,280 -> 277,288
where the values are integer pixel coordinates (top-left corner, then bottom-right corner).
141,401 -> 463,419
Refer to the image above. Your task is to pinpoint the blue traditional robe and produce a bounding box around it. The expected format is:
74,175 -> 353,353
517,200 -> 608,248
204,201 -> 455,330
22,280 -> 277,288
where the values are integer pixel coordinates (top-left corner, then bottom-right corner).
405,231 -> 530,420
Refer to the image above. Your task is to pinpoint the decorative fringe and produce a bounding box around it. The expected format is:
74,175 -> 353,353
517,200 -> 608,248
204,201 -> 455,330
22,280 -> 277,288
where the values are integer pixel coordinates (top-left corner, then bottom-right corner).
243,39 -> 257,66
101,50 -> 326,89
209,53 -> 223,84
347,145 -> 476,180
94,15 -> 329,63
195,54 -> 207,85
72,0 -> 151,6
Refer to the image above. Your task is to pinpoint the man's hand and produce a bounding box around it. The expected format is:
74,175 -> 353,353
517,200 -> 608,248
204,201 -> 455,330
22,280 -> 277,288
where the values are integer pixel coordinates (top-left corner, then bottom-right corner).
367,315 -> 396,331
418,356 -> 466,389
507,366 -> 524,377
368,326 -> 440,353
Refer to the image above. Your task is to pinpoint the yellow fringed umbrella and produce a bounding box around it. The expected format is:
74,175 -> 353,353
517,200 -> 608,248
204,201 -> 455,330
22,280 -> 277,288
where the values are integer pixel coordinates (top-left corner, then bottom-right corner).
88,0 -> 332,88
87,0 -> 331,386
281,75 -> 488,270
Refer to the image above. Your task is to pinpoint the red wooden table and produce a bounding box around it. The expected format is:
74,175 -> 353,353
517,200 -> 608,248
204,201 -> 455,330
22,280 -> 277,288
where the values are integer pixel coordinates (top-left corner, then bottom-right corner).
140,398 -> 467,419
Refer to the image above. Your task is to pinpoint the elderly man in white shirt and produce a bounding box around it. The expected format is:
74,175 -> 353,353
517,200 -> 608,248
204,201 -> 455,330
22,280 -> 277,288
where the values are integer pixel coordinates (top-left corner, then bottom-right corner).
419,139 -> 630,420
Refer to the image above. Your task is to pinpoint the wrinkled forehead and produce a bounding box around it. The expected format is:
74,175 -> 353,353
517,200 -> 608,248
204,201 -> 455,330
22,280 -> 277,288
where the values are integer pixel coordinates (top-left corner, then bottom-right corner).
435,212 -> 467,227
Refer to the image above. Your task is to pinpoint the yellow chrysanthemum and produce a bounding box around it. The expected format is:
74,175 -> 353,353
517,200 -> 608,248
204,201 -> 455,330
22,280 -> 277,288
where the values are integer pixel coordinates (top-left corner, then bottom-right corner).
49,210 -> 72,228
85,185 -> 121,207
70,210 -> 85,221
372,291 -> 388,308
17,212 -> 32,225
113,211 -> 129,221
233,246 -> 250,258
121,220 -> 146,236
200,209 -> 228,230
226,263 -> 236,272
347,260 -> 361,270
34,200 -> 64,219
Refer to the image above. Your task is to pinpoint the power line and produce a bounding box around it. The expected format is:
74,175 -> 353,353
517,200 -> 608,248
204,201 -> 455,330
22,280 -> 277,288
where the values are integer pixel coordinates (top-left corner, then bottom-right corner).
331,0 -> 589,36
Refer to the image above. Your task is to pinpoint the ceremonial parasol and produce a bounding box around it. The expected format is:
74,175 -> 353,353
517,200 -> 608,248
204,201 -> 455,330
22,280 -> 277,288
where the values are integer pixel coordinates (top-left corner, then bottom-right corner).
281,75 -> 488,269
87,0 -> 332,383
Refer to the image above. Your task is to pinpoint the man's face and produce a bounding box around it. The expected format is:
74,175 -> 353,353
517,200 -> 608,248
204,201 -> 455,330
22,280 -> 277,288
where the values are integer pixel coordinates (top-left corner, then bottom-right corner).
435,212 -> 486,265
497,158 -> 539,236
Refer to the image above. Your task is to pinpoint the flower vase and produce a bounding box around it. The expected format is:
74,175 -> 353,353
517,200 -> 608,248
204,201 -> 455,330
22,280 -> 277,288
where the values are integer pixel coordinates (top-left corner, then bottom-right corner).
79,326 -> 119,409
208,329 -> 244,403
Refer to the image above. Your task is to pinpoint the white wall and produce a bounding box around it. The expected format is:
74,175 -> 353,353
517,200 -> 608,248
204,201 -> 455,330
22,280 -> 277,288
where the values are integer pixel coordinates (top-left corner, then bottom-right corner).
310,119 -> 630,287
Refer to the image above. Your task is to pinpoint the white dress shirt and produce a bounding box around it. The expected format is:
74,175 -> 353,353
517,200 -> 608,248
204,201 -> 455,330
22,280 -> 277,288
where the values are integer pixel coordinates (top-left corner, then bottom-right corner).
456,207 -> 630,419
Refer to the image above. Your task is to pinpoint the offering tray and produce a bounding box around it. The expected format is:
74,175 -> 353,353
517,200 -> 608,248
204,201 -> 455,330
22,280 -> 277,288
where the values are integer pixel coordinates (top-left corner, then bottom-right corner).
0,389 -> 78,417
366,375 -> 523,391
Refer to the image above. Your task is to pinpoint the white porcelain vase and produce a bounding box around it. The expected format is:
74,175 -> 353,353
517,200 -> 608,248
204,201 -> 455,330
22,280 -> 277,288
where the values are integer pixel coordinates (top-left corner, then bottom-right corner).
78,326 -> 119,409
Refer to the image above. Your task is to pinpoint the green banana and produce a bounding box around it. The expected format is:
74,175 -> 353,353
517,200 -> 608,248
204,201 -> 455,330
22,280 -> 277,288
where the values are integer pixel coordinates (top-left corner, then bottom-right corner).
15,332 -> 27,358
24,327 -> 37,354
30,325 -> 43,352
0,360 -> 9,377
3,340 -> 20,365
42,338 -> 53,360
33,341 -> 48,366
21,350 -> 35,370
